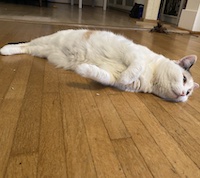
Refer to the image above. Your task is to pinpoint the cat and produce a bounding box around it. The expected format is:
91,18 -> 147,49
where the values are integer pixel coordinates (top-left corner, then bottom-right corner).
0,29 -> 199,102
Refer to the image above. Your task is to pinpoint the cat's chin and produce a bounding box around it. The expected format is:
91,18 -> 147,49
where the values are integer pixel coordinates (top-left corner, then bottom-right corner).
165,96 -> 188,102
153,90 -> 188,102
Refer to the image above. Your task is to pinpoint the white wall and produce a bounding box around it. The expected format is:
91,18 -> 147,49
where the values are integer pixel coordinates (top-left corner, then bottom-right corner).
143,0 -> 161,20
192,5 -> 200,31
186,0 -> 200,10
178,0 -> 200,32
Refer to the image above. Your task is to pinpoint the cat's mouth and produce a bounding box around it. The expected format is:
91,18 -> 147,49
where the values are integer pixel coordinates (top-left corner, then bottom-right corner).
172,90 -> 185,99
164,90 -> 187,102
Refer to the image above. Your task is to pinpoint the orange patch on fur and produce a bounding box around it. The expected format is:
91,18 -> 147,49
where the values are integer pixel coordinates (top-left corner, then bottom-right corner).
84,30 -> 95,40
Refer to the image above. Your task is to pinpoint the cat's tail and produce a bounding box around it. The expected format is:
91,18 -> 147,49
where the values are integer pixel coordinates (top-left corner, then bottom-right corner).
0,42 -> 29,56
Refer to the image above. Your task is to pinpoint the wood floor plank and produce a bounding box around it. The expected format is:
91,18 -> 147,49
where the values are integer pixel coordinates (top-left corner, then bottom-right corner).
157,99 -> 200,144
109,93 -> 180,178
61,92 -> 97,178
123,93 -> 200,178
0,56 -> 33,177
187,94 -> 200,119
4,56 -> 44,177
59,72 -> 81,94
5,153 -> 38,178
43,62 -> 59,93
112,138 -> 153,178
166,33 -> 200,55
75,77 -> 126,178
0,21 -> 19,47
0,99 -> 23,177
4,56 -> 32,99
0,56 -> 20,99
140,93 -> 200,168
96,93 -> 131,140
181,101 -> 200,122
9,86 -> 43,155
38,93 -> 67,177
89,85 -> 131,140
10,57 -> 45,156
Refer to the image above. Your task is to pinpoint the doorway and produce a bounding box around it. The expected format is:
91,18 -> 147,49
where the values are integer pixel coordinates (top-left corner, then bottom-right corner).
159,0 -> 187,25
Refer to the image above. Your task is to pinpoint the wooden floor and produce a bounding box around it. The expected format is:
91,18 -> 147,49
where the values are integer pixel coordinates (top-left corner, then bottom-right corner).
0,2 -> 136,28
0,20 -> 200,178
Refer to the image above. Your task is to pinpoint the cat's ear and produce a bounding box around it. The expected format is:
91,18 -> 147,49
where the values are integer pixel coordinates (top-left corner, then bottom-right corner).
194,82 -> 199,89
178,55 -> 197,71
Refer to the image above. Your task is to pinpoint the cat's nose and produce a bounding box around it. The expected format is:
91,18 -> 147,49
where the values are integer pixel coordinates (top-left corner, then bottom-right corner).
180,91 -> 186,96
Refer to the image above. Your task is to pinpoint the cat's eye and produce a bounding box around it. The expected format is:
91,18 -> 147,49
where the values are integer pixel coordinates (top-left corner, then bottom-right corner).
186,89 -> 191,95
183,75 -> 187,83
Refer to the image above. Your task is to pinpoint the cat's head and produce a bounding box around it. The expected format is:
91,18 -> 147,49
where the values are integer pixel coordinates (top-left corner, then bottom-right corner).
152,55 -> 199,102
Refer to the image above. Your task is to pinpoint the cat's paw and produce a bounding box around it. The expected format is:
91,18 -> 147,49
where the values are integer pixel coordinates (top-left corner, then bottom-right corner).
118,72 -> 137,85
0,46 -> 9,55
119,65 -> 143,85
75,63 -> 114,85
0,45 -> 21,55
75,63 -> 94,78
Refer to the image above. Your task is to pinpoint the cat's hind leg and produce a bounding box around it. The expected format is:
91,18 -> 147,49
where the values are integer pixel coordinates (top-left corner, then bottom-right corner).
1,43 -> 57,60
75,63 -> 115,86
0,43 -> 29,55
0,41 -> 52,58
0,43 -> 75,70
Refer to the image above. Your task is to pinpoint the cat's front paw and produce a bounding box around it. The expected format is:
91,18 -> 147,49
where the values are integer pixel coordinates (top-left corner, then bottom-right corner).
118,72 -> 136,85
119,65 -> 143,85
75,63 -> 94,78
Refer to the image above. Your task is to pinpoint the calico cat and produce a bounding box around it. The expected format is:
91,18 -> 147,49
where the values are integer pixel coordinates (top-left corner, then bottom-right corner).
0,29 -> 199,102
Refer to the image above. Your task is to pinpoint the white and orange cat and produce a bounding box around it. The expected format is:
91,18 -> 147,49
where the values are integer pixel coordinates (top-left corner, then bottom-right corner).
0,29 -> 199,102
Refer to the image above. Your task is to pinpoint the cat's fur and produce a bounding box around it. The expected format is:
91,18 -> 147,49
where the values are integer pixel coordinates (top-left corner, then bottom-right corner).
0,29 -> 199,102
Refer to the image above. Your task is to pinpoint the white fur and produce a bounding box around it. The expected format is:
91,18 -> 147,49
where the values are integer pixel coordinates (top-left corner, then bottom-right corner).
0,29 -> 199,102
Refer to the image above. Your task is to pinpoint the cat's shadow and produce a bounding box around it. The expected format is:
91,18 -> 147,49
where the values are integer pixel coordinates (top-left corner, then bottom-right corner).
66,80 -> 120,93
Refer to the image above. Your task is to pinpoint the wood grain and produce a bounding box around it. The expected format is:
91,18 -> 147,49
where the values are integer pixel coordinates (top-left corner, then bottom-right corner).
38,93 -> 67,177
61,92 -> 97,178
109,93 -> 180,178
